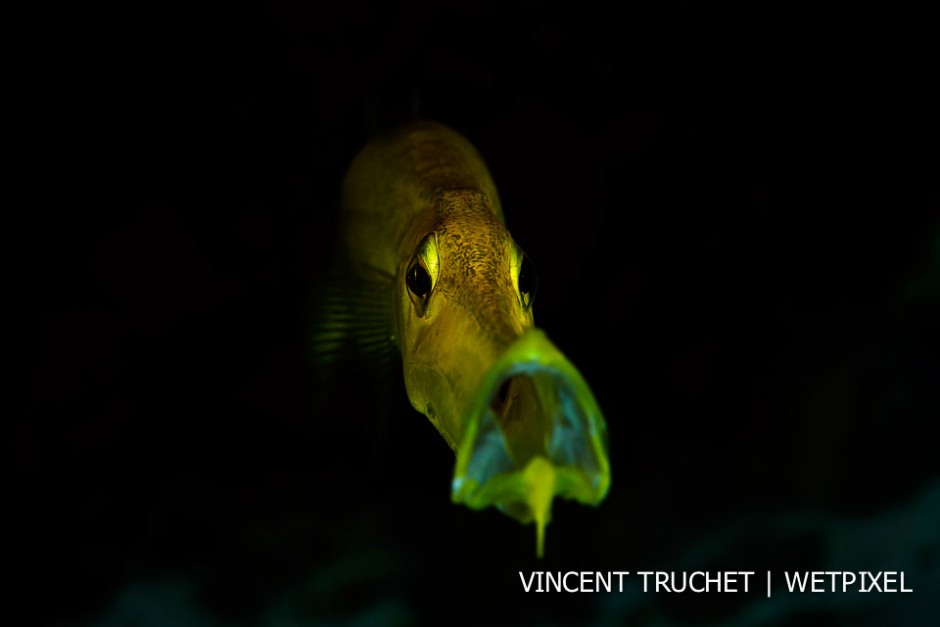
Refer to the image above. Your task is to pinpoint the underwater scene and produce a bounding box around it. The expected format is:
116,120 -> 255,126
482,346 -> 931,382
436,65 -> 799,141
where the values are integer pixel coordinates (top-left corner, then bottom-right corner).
22,3 -> 938,626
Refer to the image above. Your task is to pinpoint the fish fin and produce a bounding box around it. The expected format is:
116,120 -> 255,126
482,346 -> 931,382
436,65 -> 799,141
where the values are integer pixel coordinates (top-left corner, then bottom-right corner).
309,264 -> 401,459
310,266 -> 397,368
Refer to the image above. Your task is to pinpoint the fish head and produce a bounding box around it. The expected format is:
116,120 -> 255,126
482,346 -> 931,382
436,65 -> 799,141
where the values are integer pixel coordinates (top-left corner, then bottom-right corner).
396,199 -> 533,445
396,192 -> 610,555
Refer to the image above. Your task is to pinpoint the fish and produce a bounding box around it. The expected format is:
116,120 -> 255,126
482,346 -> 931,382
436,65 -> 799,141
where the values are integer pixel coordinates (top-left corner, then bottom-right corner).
312,120 -> 610,556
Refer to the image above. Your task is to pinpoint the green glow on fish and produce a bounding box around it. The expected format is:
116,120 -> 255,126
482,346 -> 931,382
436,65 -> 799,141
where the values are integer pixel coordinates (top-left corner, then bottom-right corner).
524,456 -> 555,558
451,329 -> 611,556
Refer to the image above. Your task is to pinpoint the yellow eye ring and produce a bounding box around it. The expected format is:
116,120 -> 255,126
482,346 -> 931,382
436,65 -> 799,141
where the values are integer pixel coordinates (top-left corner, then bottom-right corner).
510,245 -> 538,310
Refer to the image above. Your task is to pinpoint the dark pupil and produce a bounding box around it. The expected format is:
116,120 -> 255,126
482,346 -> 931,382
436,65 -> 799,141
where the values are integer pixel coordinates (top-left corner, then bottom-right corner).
407,261 -> 432,299
518,255 -> 537,306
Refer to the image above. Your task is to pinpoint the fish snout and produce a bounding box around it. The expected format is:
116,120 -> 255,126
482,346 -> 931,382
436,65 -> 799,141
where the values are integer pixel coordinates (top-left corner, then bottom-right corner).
452,329 -> 611,556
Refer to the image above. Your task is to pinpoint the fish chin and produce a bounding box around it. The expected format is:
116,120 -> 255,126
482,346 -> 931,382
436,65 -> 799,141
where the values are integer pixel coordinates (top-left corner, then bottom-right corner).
451,329 -> 611,556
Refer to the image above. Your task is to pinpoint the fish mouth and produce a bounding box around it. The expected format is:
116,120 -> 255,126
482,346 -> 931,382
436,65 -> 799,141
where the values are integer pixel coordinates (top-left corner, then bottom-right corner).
451,329 -> 611,555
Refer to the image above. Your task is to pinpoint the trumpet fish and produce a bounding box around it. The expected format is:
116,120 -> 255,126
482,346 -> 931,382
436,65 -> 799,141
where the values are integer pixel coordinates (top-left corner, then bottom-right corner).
314,121 -> 610,556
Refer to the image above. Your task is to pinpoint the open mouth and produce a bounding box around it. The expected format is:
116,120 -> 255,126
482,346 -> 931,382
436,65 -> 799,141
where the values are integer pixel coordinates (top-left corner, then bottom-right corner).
451,329 -> 611,555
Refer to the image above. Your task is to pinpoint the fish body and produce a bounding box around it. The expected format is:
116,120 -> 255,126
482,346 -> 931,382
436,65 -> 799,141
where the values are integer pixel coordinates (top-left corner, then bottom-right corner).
319,121 -> 610,555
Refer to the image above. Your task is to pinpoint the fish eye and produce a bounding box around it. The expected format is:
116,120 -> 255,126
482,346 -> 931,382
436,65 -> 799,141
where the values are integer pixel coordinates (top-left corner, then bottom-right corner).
407,259 -> 432,300
406,234 -> 440,312
511,245 -> 538,311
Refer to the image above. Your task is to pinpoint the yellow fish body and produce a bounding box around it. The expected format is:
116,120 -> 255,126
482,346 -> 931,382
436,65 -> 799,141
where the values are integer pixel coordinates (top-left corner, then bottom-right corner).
316,121 -> 610,556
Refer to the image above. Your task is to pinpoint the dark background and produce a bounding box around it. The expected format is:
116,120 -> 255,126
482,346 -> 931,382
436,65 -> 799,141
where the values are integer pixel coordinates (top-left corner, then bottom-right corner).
22,3 -> 938,626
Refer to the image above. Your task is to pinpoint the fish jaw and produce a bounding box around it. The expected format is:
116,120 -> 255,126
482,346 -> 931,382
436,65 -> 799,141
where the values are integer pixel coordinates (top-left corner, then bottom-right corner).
451,329 -> 611,556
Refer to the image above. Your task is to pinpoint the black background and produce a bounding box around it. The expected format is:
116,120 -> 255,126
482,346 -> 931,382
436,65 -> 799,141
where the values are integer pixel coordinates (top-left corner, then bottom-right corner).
22,3 -> 939,626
